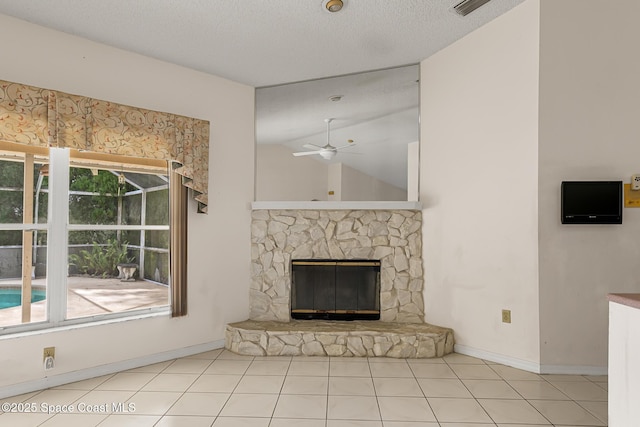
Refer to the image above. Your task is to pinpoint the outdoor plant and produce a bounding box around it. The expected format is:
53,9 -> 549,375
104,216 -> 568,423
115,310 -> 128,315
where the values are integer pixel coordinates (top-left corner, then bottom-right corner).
69,239 -> 135,278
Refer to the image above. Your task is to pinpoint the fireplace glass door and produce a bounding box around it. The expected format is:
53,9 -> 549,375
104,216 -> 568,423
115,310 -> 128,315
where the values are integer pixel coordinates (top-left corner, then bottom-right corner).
291,260 -> 380,321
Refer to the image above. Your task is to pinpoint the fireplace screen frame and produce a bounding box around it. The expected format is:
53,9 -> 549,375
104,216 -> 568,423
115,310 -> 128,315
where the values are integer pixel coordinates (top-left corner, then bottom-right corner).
291,259 -> 381,321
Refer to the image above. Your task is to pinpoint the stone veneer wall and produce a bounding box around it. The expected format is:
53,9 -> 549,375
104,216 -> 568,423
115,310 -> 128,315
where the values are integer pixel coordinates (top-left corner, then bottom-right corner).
250,209 -> 424,323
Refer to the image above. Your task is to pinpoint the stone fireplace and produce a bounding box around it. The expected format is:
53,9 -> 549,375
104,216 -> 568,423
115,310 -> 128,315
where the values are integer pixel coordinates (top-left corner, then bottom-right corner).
225,203 -> 454,358
250,208 -> 425,323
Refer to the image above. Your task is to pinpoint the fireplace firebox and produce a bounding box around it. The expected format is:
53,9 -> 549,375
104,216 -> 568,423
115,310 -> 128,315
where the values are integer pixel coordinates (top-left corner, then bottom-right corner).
291,259 -> 381,321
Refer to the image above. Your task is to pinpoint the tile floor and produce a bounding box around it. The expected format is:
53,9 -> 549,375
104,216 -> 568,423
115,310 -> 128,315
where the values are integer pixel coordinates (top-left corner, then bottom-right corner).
0,350 -> 608,426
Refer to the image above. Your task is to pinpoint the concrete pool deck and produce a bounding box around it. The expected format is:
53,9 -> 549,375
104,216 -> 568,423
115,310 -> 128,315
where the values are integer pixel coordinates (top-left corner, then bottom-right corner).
0,276 -> 169,327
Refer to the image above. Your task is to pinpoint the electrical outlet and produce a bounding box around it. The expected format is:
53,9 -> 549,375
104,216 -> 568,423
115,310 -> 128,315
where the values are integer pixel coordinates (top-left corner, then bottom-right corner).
43,347 -> 55,370
632,174 -> 640,191
43,347 -> 55,361
501,309 -> 511,323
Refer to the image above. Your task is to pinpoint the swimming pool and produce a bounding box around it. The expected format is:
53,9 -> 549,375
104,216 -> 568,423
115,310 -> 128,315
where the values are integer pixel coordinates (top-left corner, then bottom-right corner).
0,288 -> 46,309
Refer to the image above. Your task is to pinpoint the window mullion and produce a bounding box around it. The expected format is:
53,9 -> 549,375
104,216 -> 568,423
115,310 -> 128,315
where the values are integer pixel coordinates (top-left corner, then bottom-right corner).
47,148 -> 70,324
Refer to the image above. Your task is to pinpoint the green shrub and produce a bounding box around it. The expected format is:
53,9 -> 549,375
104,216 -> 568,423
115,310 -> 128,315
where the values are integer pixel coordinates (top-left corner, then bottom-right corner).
69,239 -> 134,278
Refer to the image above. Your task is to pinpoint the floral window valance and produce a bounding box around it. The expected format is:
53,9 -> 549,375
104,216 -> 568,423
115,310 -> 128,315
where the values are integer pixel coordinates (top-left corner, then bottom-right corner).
0,79 -> 210,213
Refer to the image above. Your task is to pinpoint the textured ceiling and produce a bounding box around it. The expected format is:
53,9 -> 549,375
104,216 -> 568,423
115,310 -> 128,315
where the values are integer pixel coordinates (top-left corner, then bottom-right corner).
0,0 -> 527,195
0,0 -> 526,87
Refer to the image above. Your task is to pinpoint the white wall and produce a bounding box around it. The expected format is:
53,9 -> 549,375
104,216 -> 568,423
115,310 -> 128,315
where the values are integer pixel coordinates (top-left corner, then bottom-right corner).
420,0 -> 541,369
0,14 -> 254,392
256,144 -> 328,201
340,164 -> 407,201
538,0 -> 640,371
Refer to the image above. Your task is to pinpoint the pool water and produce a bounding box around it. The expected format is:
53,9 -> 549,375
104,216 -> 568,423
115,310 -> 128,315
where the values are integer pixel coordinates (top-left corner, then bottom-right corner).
0,288 -> 46,309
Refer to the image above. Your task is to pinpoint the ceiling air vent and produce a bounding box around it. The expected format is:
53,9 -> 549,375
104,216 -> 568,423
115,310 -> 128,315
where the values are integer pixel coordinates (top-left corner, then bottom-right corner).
453,0 -> 492,16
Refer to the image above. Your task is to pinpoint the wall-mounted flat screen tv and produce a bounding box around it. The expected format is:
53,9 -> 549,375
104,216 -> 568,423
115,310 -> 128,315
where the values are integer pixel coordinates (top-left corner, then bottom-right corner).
561,181 -> 623,224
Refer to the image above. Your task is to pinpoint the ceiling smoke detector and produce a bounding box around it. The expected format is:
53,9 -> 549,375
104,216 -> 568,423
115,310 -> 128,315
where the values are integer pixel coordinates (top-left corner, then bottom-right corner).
322,0 -> 344,13
453,0 -> 492,16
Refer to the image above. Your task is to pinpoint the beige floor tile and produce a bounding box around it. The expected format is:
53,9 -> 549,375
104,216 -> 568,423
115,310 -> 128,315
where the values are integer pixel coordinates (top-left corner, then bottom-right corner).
74,389 -> 136,407
372,377 -> 423,397
0,412 -> 54,427
439,423 -> 496,427
378,396 -> 436,422
154,415 -> 216,427
417,378 -> 473,398
369,362 -> 414,378
234,375 -> 285,394
216,350 -> 255,361
204,360 -> 251,375
212,416 -> 271,426
126,361 -> 173,373
163,358 -> 212,374
244,360 -> 290,376
542,374 -> 590,383
384,422 -> 439,427
507,379 -> 570,400
478,398 -> 550,424
462,379 -> 521,399
428,398 -> 493,424
38,413 -> 108,427
449,364 -> 501,380
327,395 -> 381,420
550,381 -> 608,401
273,394 -> 327,419
330,360 -> 372,377
576,400 -> 608,424
94,372 -> 157,391
409,363 -> 457,379
281,376 -> 329,395
166,392 -> 230,416
218,393 -> 279,417
406,357 -> 446,365
96,414 -> 161,426
52,375 -> 113,390
327,420 -> 383,427
125,391 -> 182,415
184,349 -> 224,359
329,377 -> 376,396
528,400 -> 605,426
271,419 -> 327,427
187,374 -> 242,393
140,373 -> 198,392
28,389 -> 89,406
490,364 -> 542,381
443,353 -> 487,364
287,360 -> 330,376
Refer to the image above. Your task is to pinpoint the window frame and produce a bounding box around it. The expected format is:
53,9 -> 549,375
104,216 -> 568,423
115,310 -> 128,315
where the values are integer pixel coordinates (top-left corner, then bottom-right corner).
0,145 -> 185,335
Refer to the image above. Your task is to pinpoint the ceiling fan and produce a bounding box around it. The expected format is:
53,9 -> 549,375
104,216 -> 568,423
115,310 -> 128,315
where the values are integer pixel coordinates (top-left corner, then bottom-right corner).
293,118 -> 356,160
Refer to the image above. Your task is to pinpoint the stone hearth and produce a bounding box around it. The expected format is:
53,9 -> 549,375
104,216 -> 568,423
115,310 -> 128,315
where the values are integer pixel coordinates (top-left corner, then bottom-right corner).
226,205 -> 455,359
226,320 -> 454,358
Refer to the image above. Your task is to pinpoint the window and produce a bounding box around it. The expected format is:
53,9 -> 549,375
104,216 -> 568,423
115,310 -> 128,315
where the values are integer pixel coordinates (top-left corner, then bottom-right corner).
0,145 -> 180,333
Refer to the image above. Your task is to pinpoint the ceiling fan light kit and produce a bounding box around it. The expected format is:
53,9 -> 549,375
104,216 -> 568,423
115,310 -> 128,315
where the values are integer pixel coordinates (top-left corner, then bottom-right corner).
292,118 -> 356,160
453,0 -> 492,16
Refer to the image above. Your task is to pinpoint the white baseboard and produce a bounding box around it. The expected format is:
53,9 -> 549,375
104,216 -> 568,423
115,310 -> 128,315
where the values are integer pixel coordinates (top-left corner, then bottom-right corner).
454,344 -> 608,375
454,344 -> 542,373
0,339 -> 225,400
539,364 -> 608,376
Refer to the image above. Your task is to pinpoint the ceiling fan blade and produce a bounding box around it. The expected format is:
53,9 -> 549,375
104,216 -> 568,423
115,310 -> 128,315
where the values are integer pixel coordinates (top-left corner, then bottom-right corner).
293,150 -> 322,157
303,143 -> 323,150
334,143 -> 357,150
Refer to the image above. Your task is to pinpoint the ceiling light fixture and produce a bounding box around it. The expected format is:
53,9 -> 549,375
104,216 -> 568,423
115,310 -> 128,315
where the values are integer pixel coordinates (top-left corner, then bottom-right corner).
453,0 -> 492,16
322,0 -> 344,13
